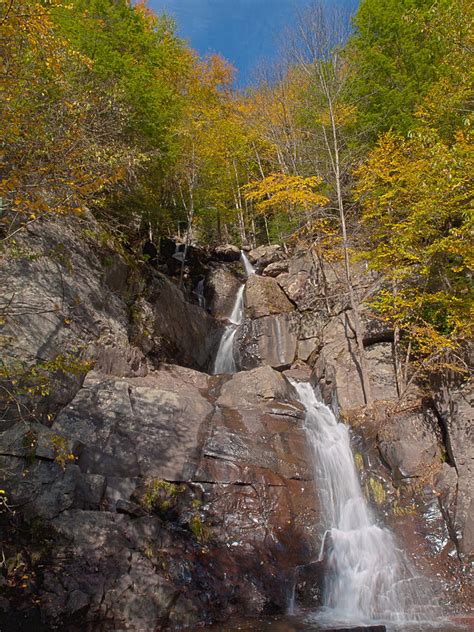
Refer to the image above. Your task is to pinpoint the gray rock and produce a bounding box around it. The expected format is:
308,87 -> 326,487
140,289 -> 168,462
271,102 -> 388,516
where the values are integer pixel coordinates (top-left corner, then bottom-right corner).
116,499 -> 147,517
244,274 -> 295,319
207,266 -> 242,318
235,313 -> 299,370
213,243 -> 241,261
145,273 -> 223,371
312,312 -> 399,411
262,260 -> 289,277
378,407 -> 441,479
216,366 -> 297,409
434,381 -> 474,557
247,244 -> 283,268
53,366 -> 213,485
0,216 -> 145,418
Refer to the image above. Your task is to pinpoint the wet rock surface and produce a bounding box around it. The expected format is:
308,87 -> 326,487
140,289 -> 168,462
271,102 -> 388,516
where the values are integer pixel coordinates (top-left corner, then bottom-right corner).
433,380 -> 474,557
2,229 -> 472,630
0,364 -> 320,630
206,265 -> 242,318
236,313 -> 299,370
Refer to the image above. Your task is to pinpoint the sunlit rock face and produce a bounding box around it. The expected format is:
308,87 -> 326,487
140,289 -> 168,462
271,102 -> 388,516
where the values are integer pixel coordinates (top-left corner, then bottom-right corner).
235,313 -> 299,370
433,381 -> 474,558
244,274 -> 295,319
247,244 -> 284,271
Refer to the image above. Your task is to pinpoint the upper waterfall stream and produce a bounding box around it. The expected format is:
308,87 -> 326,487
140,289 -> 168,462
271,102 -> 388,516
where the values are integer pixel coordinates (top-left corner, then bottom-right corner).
292,381 -> 442,630
213,251 -> 254,374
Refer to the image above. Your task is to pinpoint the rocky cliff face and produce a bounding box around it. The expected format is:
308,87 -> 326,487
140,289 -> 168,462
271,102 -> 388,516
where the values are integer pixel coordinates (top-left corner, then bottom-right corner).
1,223 -> 472,629
0,224 -> 319,630
234,245 -> 473,614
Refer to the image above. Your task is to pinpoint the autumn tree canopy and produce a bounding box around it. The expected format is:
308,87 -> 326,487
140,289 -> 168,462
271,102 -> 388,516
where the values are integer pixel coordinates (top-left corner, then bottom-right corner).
2,0 -> 472,374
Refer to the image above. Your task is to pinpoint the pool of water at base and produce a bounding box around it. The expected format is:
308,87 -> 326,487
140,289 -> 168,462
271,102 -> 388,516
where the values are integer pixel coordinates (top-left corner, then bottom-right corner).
204,613 -> 472,632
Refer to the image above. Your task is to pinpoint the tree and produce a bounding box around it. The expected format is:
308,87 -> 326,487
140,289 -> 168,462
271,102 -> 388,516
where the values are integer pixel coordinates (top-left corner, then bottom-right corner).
353,0 -> 473,385
355,127 -> 473,381
171,54 -> 236,279
291,1 -> 374,404
0,0 -> 141,239
346,0 -> 471,143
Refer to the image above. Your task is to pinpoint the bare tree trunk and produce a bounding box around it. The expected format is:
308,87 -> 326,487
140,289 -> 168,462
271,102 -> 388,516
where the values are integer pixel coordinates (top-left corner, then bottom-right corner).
292,2 -> 373,405
232,159 -> 247,244
179,181 -> 194,289
264,216 -> 271,245
329,100 -> 373,405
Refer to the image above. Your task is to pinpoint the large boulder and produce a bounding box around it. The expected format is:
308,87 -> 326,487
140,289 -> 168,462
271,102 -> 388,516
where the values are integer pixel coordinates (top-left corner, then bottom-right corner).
296,311 -> 325,364
276,250 -> 377,314
143,273 -> 223,371
194,366 -> 320,568
0,216 -> 223,424
206,266 -> 243,319
53,367 -> 212,488
0,217 -> 144,422
262,260 -> 289,277
247,244 -> 284,269
312,311 -> 399,412
213,243 -> 241,262
244,274 -> 295,319
235,314 -> 299,370
377,406 -> 442,480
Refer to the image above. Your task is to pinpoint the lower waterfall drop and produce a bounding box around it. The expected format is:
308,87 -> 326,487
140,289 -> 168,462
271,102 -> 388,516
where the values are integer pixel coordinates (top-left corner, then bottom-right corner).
292,381 -> 442,630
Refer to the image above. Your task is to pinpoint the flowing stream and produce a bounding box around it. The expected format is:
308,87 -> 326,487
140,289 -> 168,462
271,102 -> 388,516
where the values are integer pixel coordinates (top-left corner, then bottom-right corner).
292,381 -> 442,630
213,251 -> 255,374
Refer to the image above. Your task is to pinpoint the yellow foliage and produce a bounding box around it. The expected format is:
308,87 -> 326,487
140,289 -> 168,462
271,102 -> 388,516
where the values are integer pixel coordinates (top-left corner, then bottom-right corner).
0,0 -> 143,236
354,125 -> 473,370
242,173 -> 328,215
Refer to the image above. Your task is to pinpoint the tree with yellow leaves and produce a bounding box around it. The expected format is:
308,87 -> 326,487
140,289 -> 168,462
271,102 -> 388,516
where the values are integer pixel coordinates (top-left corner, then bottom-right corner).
354,0 -> 473,385
0,0 -> 144,239
355,127 -> 473,381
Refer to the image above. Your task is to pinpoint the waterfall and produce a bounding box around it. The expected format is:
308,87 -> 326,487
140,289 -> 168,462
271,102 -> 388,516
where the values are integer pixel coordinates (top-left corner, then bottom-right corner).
194,278 -> 206,309
292,381 -> 441,629
212,250 -> 254,374
241,250 -> 255,276
213,285 -> 245,374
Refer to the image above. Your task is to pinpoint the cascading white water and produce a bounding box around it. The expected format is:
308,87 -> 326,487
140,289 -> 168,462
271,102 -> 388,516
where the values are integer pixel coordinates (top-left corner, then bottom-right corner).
195,278 -> 206,309
213,285 -> 245,374
292,381 -> 441,629
241,250 -> 255,277
213,251 -> 255,374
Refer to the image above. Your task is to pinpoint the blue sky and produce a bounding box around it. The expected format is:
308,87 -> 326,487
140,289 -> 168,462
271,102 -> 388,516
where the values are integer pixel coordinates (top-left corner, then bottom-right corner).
148,0 -> 359,86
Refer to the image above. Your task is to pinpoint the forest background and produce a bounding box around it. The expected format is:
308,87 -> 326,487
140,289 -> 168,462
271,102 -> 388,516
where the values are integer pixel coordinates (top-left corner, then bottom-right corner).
1,0 -> 472,378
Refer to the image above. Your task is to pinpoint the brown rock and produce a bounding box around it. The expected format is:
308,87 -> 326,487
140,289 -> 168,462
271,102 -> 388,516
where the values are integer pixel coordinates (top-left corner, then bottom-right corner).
207,266 -> 242,318
247,244 -> 283,267
244,274 -> 295,319
145,273 -> 223,371
434,381 -> 474,557
213,243 -> 241,262
378,406 -> 441,479
217,366 -> 297,408
235,313 -> 299,370
312,311 -> 399,411
262,260 -> 289,277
